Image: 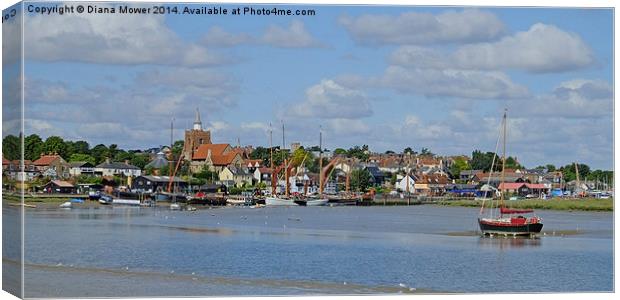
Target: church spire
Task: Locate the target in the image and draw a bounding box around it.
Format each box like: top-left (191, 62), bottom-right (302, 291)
top-left (193, 107), bottom-right (202, 130)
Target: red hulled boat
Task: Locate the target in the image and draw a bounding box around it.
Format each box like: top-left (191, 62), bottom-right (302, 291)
top-left (477, 109), bottom-right (543, 237)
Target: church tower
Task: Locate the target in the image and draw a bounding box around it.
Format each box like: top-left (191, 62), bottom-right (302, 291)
top-left (184, 107), bottom-right (212, 160)
top-left (193, 108), bottom-right (202, 130)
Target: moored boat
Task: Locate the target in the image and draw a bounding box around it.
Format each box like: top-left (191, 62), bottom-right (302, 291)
top-left (304, 198), bottom-right (329, 206)
top-left (112, 198), bottom-right (141, 206)
top-left (99, 195), bottom-right (113, 205)
top-left (265, 196), bottom-right (298, 206)
top-left (478, 109), bottom-right (543, 237)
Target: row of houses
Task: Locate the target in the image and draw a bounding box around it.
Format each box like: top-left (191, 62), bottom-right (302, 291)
top-left (2, 154), bottom-right (142, 181)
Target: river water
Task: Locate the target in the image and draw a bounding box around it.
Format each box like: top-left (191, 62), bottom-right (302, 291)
top-left (8, 205), bottom-right (613, 297)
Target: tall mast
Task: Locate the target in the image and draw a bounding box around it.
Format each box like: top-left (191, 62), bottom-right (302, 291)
top-left (169, 117), bottom-right (174, 178)
top-left (319, 126), bottom-right (323, 197)
top-left (500, 109), bottom-right (507, 210)
top-left (270, 123), bottom-right (275, 195)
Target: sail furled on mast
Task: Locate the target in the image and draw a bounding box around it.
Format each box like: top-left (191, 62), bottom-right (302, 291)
top-left (500, 207), bottom-right (534, 214)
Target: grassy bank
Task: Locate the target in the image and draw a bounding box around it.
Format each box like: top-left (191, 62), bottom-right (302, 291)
top-left (436, 198), bottom-right (613, 212)
top-left (3, 193), bottom-right (84, 204)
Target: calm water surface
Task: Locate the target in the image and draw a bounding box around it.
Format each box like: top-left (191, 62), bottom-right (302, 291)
top-left (12, 205), bottom-right (613, 297)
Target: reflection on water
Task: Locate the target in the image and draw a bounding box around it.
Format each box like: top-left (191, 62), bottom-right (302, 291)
top-left (478, 236), bottom-right (542, 248)
top-left (22, 205), bottom-right (613, 297)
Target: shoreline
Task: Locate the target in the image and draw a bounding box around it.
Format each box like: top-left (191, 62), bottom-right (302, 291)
top-left (3, 198), bottom-right (613, 212)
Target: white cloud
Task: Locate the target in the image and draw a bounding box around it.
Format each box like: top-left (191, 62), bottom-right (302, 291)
top-left (289, 79), bottom-right (373, 119)
top-left (390, 23), bottom-right (594, 73)
top-left (339, 9), bottom-right (505, 45)
top-left (515, 79), bottom-right (612, 119)
top-left (379, 66), bottom-right (529, 99)
top-left (453, 23), bottom-right (594, 73)
top-left (327, 119), bottom-right (370, 135)
top-left (261, 20), bottom-right (323, 48)
top-left (23, 6), bottom-right (221, 66)
top-left (201, 26), bottom-right (254, 48)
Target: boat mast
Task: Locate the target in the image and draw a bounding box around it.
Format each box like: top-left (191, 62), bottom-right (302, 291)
top-left (500, 109), bottom-right (507, 211)
top-left (282, 122), bottom-right (289, 197)
top-left (319, 125), bottom-right (323, 197)
top-left (270, 123), bottom-right (275, 195)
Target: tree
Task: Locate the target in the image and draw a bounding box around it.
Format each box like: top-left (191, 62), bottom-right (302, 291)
top-left (91, 144), bottom-right (109, 164)
top-left (131, 154), bottom-right (151, 169)
top-left (470, 150), bottom-right (495, 171)
top-left (333, 148), bottom-right (347, 155)
top-left (2, 135), bottom-right (20, 160)
top-left (69, 153), bottom-right (96, 165)
top-left (71, 140), bottom-right (90, 155)
top-left (546, 164), bottom-right (557, 172)
top-left (347, 146), bottom-right (369, 161)
top-left (350, 168), bottom-right (372, 192)
top-left (560, 163), bottom-right (591, 182)
top-left (291, 147), bottom-right (315, 169)
top-left (420, 147), bottom-right (434, 156)
top-left (24, 134), bottom-right (43, 161)
top-left (385, 150), bottom-right (395, 154)
top-left (450, 157), bottom-right (469, 179)
top-left (172, 140), bottom-right (184, 157)
top-left (42, 136), bottom-right (67, 158)
top-left (403, 147), bottom-right (413, 155)
top-left (250, 146), bottom-right (271, 166)
top-left (194, 165), bottom-right (218, 182)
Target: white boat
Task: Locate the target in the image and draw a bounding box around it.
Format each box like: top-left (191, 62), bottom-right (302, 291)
top-left (305, 198), bottom-right (329, 206)
top-left (59, 202), bottom-right (72, 208)
top-left (170, 203), bottom-right (181, 210)
top-left (226, 198), bottom-right (247, 205)
top-left (265, 196), bottom-right (298, 206)
top-left (112, 199), bottom-right (141, 206)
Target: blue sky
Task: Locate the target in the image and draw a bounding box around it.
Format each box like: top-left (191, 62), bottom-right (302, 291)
top-left (4, 2), bottom-right (614, 169)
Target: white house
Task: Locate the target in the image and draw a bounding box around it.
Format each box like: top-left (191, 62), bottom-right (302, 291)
top-left (95, 159), bottom-right (142, 177)
top-left (395, 174), bottom-right (415, 193)
top-left (69, 162), bottom-right (96, 176)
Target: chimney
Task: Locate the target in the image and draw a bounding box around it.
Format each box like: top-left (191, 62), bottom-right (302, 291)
top-left (105, 158), bottom-right (111, 164)
top-left (125, 159), bottom-right (130, 165)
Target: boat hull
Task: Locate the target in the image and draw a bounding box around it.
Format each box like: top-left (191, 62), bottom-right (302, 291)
top-left (305, 199), bottom-right (329, 206)
top-left (265, 197), bottom-right (298, 206)
top-left (478, 219), bottom-right (543, 236)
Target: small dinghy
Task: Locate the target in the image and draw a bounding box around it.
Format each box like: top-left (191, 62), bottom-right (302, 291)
top-left (59, 202), bottom-right (72, 208)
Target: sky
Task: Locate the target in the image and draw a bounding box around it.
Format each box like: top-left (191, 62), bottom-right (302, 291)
top-left (2, 2), bottom-right (614, 170)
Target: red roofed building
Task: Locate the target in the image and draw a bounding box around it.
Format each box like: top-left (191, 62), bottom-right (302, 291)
top-left (498, 182), bottom-right (549, 197)
top-left (33, 154), bottom-right (69, 178)
top-left (189, 143), bottom-right (243, 173)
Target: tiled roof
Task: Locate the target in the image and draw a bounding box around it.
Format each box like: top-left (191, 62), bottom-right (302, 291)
top-left (48, 180), bottom-right (74, 188)
top-left (33, 155), bottom-right (63, 166)
top-left (193, 144), bottom-right (230, 160)
top-left (244, 159), bottom-right (263, 167)
top-left (96, 162), bottom-right (140, 170)
top-left (211, 152), bottom-right (240, 166)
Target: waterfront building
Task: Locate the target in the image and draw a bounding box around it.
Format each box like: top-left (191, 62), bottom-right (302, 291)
top-left (95, 159), bottom-right (142, 177)
top-left (219, 166), bottom-right (253, 188)
top-left (42, 180), bottom-right (76, 194)
top-left (254, 167), bottom-right (272, 183)
top-left (68, 161), bottom-right (96, 177)
top-left (190, 143), bottom-right (243, 173)
top-left (33, 154), bottom-right (70, 179)
top-left (183, 108), bottom-right (212, 160)
top-left (395, 174), bottom-right (416, 192)
top-left (145, 152), bottom-right (170, 175)
top-left (131, 175), bottom-right (188, 193)
top-left (2, 158), bottom-right (38, 181)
